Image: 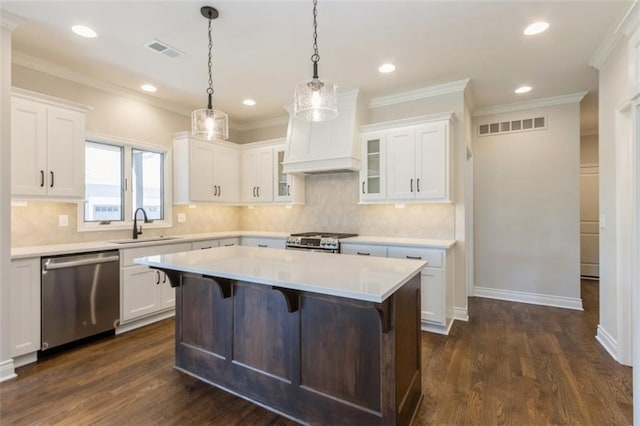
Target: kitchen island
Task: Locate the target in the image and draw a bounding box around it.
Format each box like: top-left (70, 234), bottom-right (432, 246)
top-left (135, 246), bottom-right (425, 425)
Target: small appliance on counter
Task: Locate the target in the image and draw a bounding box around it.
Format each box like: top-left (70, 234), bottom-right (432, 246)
top-left (285, 232), bottom-right (357, 253)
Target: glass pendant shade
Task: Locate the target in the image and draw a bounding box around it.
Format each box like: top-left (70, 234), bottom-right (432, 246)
top-left (191, 108), bottom-right (229, 140)
top-left (294, 78), bottom-right (338, 122)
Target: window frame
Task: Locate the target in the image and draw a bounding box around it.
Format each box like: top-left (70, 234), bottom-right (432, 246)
top-left (78, 133), bottom-right (172, 232)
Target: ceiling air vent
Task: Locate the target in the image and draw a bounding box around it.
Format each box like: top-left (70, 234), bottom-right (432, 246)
top-left (478, 115), bottom-right (546, 137)
top-left (144, 39), bottom-right (184, 59)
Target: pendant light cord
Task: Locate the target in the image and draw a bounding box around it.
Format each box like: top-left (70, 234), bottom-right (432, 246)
top-left (207, 13), bottom-right (214, 109)
top-left (311, 0), bottom-right (319, 79)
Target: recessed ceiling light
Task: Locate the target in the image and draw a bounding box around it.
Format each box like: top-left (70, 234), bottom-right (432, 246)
top-left (524, 21), bottom-right (549, 36)
top-left (71, 25), bottom-right (97, 38)
top-left (140, 84), bottom-right (157, 93)
top-left (243, 99), bottom-right (256, 106)
top-left (378, 63), bottom-right (396, 73)
top-left (515, 85), bottom-right (532, 94)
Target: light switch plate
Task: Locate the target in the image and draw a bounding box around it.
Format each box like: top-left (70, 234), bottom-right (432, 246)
top-left (177, 213), bottom-right (186, 223)
top-left (59, 215), bottom-right (69, 227)
top-left (599, 214), bottom-right (606, 229)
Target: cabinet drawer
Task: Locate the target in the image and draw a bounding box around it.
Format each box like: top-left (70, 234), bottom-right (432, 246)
top-left (192, 240), bottom-right (219, 250)
top-left (387, 246), bottom-right (443, 268)
top-left (241, 237), bottom-right (286, 249)
top-left (340, 244), bottom-right (387, 257)
top-left (122, 242), bottom-right (191, 267)
top-left (218, 237), bottom-right (240, 247)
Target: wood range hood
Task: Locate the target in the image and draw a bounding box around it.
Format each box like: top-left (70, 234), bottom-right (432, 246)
top-left (282, 89), bottom-right (366, 175)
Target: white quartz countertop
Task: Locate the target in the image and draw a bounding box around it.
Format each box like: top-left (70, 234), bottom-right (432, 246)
top-left (10, 231), bottom-right (288, 259)
top-left (135, 246), bottom-right (426, 303)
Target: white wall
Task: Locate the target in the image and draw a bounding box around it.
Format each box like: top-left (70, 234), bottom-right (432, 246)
top-left (597, 38), bottom-right (628, 356)
top-left (474, 102), bottom-right (582, 308)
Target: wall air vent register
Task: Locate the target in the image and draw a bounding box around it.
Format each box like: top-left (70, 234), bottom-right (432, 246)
top-left (478, 115), bottom-right (546, 137)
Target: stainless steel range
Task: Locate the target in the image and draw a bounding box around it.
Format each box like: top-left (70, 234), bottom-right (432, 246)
top-left (286, 232), bottom-right (357, 253)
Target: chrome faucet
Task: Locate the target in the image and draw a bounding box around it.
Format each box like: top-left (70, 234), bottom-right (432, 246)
top-left (132, 207), bottom-right (152, 239)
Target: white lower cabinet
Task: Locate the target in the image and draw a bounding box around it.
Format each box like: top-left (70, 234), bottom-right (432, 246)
top-left (342, 242), bottom-right (453, 334)
top-left (192, 237), bottom-right (240, 250)
top-left (240, 236), bottom-right (286, 249)
top-left (120, 242), bottom-right (191, 325)
top-left (10, 258), bottom-right (41, 358)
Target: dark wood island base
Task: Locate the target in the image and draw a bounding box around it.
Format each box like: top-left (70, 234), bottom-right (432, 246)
top-left (159, 270), bottom-right (422, 425)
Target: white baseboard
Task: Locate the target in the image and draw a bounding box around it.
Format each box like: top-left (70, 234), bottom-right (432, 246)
top-left (421, 319), bottom-right (454, 335)
top-left (0, 359), bottom-right (17, 382)
top-left (453, 307), bottom-right (469, 322)
top-left (473, 286), bottom-right (583, 311)
top-left (13, 352), bottom-right (37, 368)
top-left (596, 325), bottom-right (619, 362)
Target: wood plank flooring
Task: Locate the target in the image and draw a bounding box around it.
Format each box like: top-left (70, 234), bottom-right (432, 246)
top-left (0, 280), bottom-right (632, 425)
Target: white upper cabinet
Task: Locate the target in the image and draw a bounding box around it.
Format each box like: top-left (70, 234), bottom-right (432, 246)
top-left (173, 133), bottom-right (240, 204)
top-left (360, 113), bottom-right (453, 204)
top-left (11, 90), bottom-right (87, 199)
top-left (359, 132), bottom-right (386, 201)
top-left (241, 146), bottom-right (274, 202)
top-left (274, 148), bottom-right (305, 204)
top-left (283, 90), bottom-right (364, 174)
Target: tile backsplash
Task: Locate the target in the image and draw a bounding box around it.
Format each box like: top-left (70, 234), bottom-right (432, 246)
top-left (11, 173), bottom-right (454, 248)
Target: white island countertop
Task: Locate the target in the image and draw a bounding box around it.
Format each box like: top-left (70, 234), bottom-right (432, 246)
top-left (135, 246), bottom-right (426, 303)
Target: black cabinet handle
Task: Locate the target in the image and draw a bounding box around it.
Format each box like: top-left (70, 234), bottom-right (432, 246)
top-left (287, 185), bottom-right (291, 196)
top-left (417, 178), bottom-right (420, 192)
top-left (201, 246), bottom-right (212, 250)
top-left (155, 270), bottom-right (160, 285)
top-left (253, 187), bottom-right (256, 197)
top-left (257, 186), bottom-right (260, 197)
top-left (224, 243), bottom-right (234, 246)
top-left (50, 171), bottom-right (54, 188)
top-left (406, 255), bottom-right (422, 260)
top-left (162, 273), bottom-right (167, 284)
top-left (357, 252), bottom-right (371, 256)
top-left (40, 170), bottom-right (44, 187)
top-left (213, 186), bottom-right (218, 196)
top-left (217, 185), bottom-right (221, 196)
top-left (258, 244), bottom-right (267, 248)
top-left (362, 181), bottom-right (365, 194)
top-left (410, 178), bottom-right (413, 192)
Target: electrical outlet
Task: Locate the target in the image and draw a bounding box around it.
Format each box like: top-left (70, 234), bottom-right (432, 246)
top-left (59, 215), bottom-right (69, 227)
top-left (177, 213), bottom-right (186, 223)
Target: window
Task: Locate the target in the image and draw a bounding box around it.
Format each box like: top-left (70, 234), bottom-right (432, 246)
top-left (79, 135), bottom-right (171, 231)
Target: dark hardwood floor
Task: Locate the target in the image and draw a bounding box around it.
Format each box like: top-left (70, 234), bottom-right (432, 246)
top-left (0, 280), bottom-right (632, 425)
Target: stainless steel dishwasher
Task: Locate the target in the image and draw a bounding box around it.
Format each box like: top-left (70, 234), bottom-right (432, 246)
top-left (41, 250), bottom-right (120, 351)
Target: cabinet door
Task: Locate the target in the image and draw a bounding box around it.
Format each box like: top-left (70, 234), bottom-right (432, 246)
top-left (241, 149), bottom-right (258, 202)
top-left (241, 237), bottom-right (286, 249)
top-left (121, 266), bottom-right (162, 322)
top-left (11, 98), bottom-right (48, 197)
top-left (159, 272), bottom-right (175, 309)
top-left (415, 122), bottom-right (448, 201)
top-left (421, 268), bottom-right (445, 325)
top-left (255, 147), bottom-right (274, 201)
top-left (386, 129), bottom-right (416, 200)
top-left (46, 106), bottom-right (85, 198)
top-left (10, 258), bottom-right (41, 357)
top-left (340, 244), bottom-right (387, 257)
top-left (274, 149), bottom-right (290, 201)
top-left (213, 144), bottom-right (239, 202)
top-left (360, 133), bottom-right (386, 201)
top-left (189, 140), bottom-right (216, 202)
top-left (218, 237), bottom-right (240, 247)
top-left (192, 239), bottom-right (220, 250)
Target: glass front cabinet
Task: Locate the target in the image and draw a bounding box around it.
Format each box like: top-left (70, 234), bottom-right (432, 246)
top-left (273, 148), bottom-right (305, 204)
top-left (359, 132), bottom-right (386, 201)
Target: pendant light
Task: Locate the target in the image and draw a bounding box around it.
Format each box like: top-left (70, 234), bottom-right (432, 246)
top-left (192, 6), bottom-right (229, 140)
top-left (294, 0), bottom-right (338, 122)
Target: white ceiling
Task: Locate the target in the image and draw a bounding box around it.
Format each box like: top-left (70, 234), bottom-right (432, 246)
top-left (1, 1), bottom-right (631, 130)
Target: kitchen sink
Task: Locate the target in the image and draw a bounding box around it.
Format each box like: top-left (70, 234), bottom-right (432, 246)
top-left (110, 237), bottom-right (181, 244)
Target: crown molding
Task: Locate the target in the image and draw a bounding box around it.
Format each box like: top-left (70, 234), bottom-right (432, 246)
top-left (369, 78), bottom-right (470, 109)
top-left (589, 1), bottom-right (637, 70)
top-left (1, 11), bottom-right (24, 30)
top-left (233, 116), bottom-right (289, 132)
top-left (472, 92), bottom-right (587, 117)
top-left (12, 52), bottom-right (192, 117)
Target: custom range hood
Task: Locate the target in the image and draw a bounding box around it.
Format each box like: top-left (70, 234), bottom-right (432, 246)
top-left (282, 89), bottom-right (366, 174)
